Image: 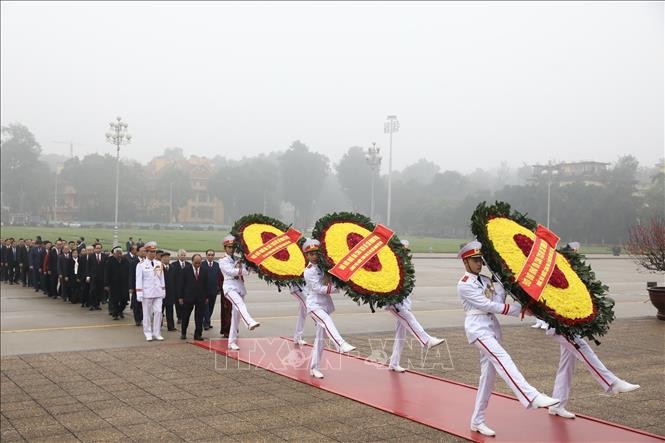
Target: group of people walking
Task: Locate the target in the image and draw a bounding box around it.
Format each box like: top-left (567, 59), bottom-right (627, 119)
top-left (1, 234), bottom-right (641, 437)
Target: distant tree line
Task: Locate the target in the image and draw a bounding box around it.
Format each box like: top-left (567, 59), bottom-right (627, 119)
top-left (2, 123), bottom-right (663, 245)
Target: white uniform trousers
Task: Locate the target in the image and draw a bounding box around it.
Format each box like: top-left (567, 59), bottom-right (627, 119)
top-left (386, 305), bottom-right (433, 367)
top-left (472, 336), bottom-right (540, 426)
top-left (225, 290), bottom-right (255, 345)
top-left (309, 308), bottom-right (345, 370)
top-left (291, 290), bottom-right (308, 342)
top-left (142, 298), bottom-right (163, 339)
top-left (551, 334), bottom-right (618, 408)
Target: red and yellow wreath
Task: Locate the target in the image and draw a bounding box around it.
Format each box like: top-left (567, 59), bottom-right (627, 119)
top-left (312, 212), bottom-right (414, 310)
top-left (471, 202), bottom-right (615, 342)
top-left (231, 214), bottom-right (306, 289)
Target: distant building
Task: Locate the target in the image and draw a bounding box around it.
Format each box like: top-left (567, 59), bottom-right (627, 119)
top-left (148, 155), bottom-right (224, 225)
top-left (531, 161), bottom-right (610, 186)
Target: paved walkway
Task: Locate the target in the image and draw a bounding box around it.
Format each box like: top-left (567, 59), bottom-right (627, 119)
top-left (2, 317), bottom-right (663, 442)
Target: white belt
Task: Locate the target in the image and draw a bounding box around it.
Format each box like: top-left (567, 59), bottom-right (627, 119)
top-left (466, 309), bottom-right (490, 316)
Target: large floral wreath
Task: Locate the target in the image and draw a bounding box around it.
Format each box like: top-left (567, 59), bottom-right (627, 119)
top-left (230, 214), bottom-right (306, 289)
top-left (312, 212), bottom-right (414, 310)
top-left (471, 201), bottom-right (615, 343)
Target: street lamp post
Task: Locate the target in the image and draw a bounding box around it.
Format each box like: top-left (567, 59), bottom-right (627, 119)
top-left (384, 115), bottom-right (399, 226)
top-left (365, 142), bottom-right (382, 220)
top-left (540, 164), bottom-right (559, 229)
top-left (105, 116), bottom-right (131, 248)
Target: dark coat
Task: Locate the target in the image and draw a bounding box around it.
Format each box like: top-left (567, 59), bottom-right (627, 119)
top-left (87, 252), bottom-right (108, 290)
top-left (179, 265), bottom-right (209, 304)
top-left (104, 257), bottom-right (129, 301)
top-left (200, 260), bottom-right (222, 297)
top-left (17, 245), bottom-right (29, 266)
top-left (57, 254), bottom-right (72, 278)
top-left (163, 262), bottom-right (177, 304)
top-left (128, 255), bottom-right (140, 291)
top-left (171, 260), bottom-right (192, 298)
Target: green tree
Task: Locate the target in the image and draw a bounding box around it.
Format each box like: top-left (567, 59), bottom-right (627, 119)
top-left (60, 154), bottom-right (145, 222)
top-left (0, 123), bottom-right (51, 213)
top-left (401, 158), bottom-right (440, 185)
top-left (279, 141), bottom-right (329, 227)
top-left (208, 155), bottom-right (281, 224)
top-left (335, 146), bottom-right (373, 212)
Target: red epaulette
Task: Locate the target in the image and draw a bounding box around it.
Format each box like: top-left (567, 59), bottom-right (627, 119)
top-left (461, 275), bottom-right (469, 282)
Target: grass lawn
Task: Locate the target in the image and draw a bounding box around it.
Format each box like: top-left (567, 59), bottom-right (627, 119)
top-left (0, 226), bottom-right (622, 255)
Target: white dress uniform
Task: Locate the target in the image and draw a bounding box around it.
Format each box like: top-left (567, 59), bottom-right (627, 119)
top-left (135, 255), bottom-right (165, 340)
top-left (219, 252), bottom-right (257, 348)
top-left (302, 239), bottom-right (354, 375)
top-left (288, 282), bottom-right (308, 345)
top-left (384, 240), bottom-right (443, 371)
top-left (385, 295), bottom-right (435, 369)
top-left (457, 241), bottom-right (557, 435)
top-left (544, 239), bottom-right (638, 418)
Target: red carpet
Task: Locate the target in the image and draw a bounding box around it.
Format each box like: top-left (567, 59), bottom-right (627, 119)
top-left (193, 337), bottom-right (663, 442)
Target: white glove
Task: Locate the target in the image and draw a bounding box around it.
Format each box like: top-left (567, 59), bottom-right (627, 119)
top-left (137, 294), bottom-right (143, 302)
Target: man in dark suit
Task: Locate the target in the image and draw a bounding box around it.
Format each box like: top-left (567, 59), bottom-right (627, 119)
top-left (171, 249), bottom-right (191, 326)
top-left (6, 238), bottom-right (18, 284)
top-left (104, 247), bottom-right (129, 320)
top-left (47, 240), bottom-right (61, 297)
top-left (128, 246), bottom-right (145, 325)
top-left (57, 245), bottom-right (73, 302)
top-left (86, 242), bottom-right (107, 310)
top-left (179, 253), bottom-right (209, 340)
top-left (200, 249), bottom-right (222, 330)
top-left (29, 240), bottom-right (44, 292)
top-left (17, 239), bottom-right (29, 287)
top-left (161, 252), bottom-right (178, 331)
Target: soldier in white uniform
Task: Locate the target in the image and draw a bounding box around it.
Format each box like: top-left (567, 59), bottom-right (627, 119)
top-left (135, 241), bottom-right (165, 342)
top-left (457, 241), bottom-right (559, 437)
top-left (289, 282), bottom-right (308, 346)
top-left (302, 239), bottom-right (356, 379)
top-left (547, 329), bottom-right (640, 419)
top-left (545, 242), bottom-right (639, 419)
top-left (384, 240), bottom-right (445, 373)
top-left (219, 235), bottom-right (259, 351)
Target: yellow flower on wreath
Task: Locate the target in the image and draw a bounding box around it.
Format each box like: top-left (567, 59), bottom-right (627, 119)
top-left (324, 222), bottom-right (400, 294)
top-left (242, 223), bottom-right (305, 278)
top-left (486, 217), bottom-right (594, 321)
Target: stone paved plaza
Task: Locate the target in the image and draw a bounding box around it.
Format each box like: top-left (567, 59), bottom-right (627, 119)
top-left (1, 256), bottom-right (664, 441)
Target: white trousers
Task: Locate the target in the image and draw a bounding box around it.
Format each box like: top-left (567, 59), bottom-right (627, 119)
top-left (225, 290), bottom-right (255, 345)
top-left (551, 334), bottom-right (618, 408)
top-left (142, 297), bottom-right (163, 339)
top-left (291, 290), bottom-right (308, 342)
top-left (309, 308), bottom-right (345, 370)
top-left (386, 305), bottom-right (432, 367)
top-left (472, 336), bottom-right (540, 426)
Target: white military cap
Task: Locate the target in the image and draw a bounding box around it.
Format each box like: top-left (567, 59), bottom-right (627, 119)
top-left (400, 239), bottom-right (410, 248)
top-left (223, 235), bottom-right (236, 246)
top-left (302, 238), bottom-right (320, 253)
top-left (144, 241), bottom-right (157, 251)
top-left (458, 240), bottom-right (482, 260)
top-left (567, 241), bottom-right (580, 252)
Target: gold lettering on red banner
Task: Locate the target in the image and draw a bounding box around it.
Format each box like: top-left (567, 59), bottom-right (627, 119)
top-left (246, 227), bottom-right (302, 266)
top-left (329, 224), bottom-right (394, 282)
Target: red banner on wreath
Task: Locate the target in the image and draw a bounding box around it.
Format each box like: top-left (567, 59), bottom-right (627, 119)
top-left (328, 224), bottom-right (394, 282)
top-left (245, 227), bottom-right (302, 266)
top-left (516, 225), bottom-right (560, 301)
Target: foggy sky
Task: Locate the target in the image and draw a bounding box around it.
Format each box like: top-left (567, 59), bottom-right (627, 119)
top-left (1, 1), bottom-right (663, 173)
